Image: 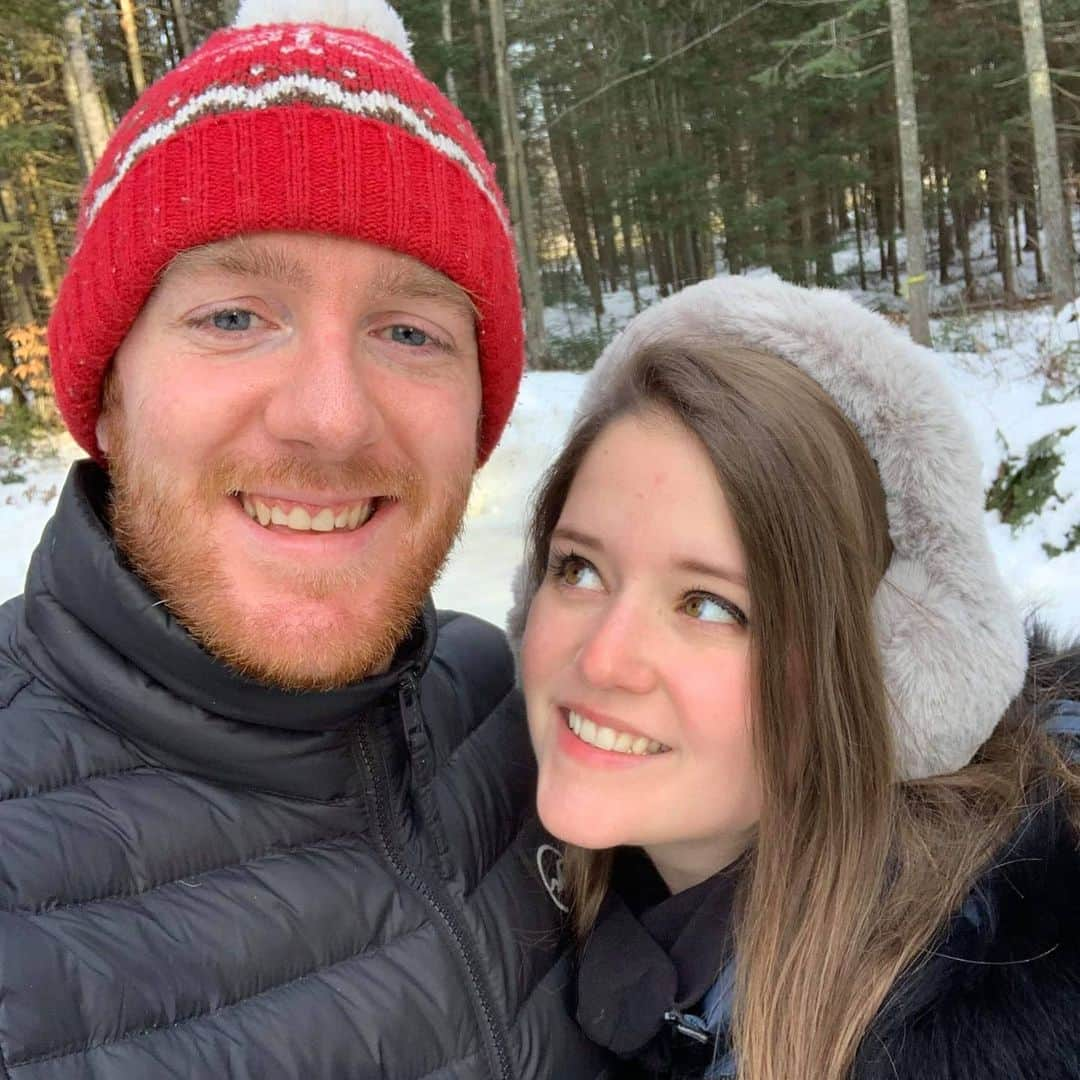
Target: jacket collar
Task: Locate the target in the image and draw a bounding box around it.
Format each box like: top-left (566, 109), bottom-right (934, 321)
top-left (19, 461), bottom-right (437, 800)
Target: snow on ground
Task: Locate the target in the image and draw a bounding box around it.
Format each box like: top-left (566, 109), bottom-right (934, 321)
top-left (0, 432), bottom-right (81, 603)
top-left (3, 293), bottom-right (1079, 642)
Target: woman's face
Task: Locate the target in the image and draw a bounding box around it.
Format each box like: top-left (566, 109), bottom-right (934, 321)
top-left (522, 410), bottom-right (761, 892)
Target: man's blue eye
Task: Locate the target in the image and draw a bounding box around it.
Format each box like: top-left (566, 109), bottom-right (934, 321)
top-left (211, 309), bottom-right (253, 331)
top-left (390, 325), bottom-right (430, 347)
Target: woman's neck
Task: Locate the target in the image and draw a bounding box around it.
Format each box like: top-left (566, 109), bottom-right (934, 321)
top-left (645, 830), bottom-right (754, 894)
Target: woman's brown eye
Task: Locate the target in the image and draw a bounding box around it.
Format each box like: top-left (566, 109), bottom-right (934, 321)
top-left (682, 592), bottom-right (745, 626)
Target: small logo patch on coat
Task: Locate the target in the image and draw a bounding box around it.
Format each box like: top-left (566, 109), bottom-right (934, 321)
top-left (536, 843), bottom-right (570, 912)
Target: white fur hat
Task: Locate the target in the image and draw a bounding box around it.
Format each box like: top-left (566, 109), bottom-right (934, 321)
top-left (509, 276), bottom-right (1028, 780)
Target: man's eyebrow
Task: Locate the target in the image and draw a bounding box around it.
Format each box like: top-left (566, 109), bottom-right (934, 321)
top-left (365, 261), bottom-right (480, 323)
top-left (166, 241), bottom-right (315, 290)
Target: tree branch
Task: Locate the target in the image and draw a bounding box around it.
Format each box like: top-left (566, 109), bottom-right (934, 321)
top-left (548, 0), bottom-right (770, 128)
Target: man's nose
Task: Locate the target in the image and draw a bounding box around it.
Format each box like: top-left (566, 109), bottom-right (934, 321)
top-left (262, 326), bottom-right (385, 458)
top-left (577, 598), bottom-right (658, 696)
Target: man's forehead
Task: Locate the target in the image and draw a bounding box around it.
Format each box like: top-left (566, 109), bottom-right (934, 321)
top-left (160, 234), bottom-right (479, 320)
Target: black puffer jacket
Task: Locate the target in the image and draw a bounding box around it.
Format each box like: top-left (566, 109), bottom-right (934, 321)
top-left (0, 462), bottom-right (611, 1080)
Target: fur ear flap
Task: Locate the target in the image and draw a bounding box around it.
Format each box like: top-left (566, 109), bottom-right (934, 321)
top-left (233, 0), bottom-right (412, 58)
top-left (875, 558), bottom-right (1027, 778)
top-left (506, 561), bottom-right (531, 678)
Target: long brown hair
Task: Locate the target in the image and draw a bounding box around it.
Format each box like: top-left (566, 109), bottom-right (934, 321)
top-left (521, 337), bottom-right (1080, 1079)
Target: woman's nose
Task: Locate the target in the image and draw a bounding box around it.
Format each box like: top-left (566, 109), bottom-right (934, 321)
top-left (576, 600), bottom-right (658, 695)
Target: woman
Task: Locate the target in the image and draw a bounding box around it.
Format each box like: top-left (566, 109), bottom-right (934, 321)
top-left (509, 277), bottom-right (1080, 1080)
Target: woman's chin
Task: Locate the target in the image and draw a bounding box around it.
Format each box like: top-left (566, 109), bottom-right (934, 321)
top-left (536, 795), bottom-right (630, 851)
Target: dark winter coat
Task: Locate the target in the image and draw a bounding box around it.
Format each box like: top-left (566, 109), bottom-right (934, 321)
top-left (855, 764), bottom-right (1080, 1080)
top-left (583, 684), bottom-right (1080, 1080)
top-left (0, 462), bottom-right (612, 1080)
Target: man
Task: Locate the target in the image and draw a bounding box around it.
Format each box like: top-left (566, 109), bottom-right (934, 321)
top-left (0, 2), bottom-right (609, 1077)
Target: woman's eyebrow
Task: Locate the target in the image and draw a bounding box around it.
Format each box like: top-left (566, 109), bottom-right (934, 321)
top-left (551, 525), bottom-right (602, 549)
top-left (673, 557), bottom-right (747, 589)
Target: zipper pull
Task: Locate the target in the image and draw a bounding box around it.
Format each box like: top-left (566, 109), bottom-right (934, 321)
top-left (663, 1009), bottom-right (711, 1045)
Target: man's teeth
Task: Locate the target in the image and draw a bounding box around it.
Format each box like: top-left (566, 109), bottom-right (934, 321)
top-left (566, 709), bottom-right (664, 755)
top-left (239, 496), bottom-right (375, 533)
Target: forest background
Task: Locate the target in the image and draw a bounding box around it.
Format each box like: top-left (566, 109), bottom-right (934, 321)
top-left (0, 0), bottom-right (1079, 574)
top-left (3, 0), bottom-right (1080, 370)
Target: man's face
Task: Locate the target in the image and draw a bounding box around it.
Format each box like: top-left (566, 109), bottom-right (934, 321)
top-left (99, 232), bottom-right (482, 690)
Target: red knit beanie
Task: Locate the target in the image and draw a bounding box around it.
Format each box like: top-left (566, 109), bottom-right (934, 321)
top-left (47, 0), bottom-right (522, 465)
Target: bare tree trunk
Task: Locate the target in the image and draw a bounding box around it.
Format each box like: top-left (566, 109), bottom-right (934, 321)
top-left (1018, 0), bottom-right (1076, 309)
top-left (468, 0), bottom-right (492, 106)
top-left (63, 11), bottom-right (111, 167)
top-left (813, 183), bottom-right (834, 285)
top-left (169, 0), bottom-right (194, 57)
top-left (0, 182), bottom-right (36, 324)
top-left (888, 0), bottom-right (931, 344)
top-left (796, 105), bottom-right (814, 284)
top-left (852, 185), bottom-right (868, 291)
top-left (117, 0), bottom-right (147, 96)
top-left (933, 157), bottom-right (952, 283)
top-left (619, 191), bottom-right (641, 311)
top-left (952, 194), bottom-right (975, 298)
top-left (489, 0), bottom-right (546, 366)
top-left (542, 86), bottom-right (602, 320)
top-left (61, 58), bottom-right (95, 176)
top-left (615, 98), bottom-right (643, 307)
top-left (15, 187), bottom-right (56, 306)
top-left (995, 133), bottom-right (1019, 301)
top-left (874, 190), bottom-right (887, 280)
top-left (1, 273), bottom-right (35, 327)
top-left (17, 163), bottom-right (60, 302)
top-left (584, 156), bottom-right (618, 291)
top-left (441, 0), bottom-right (458, 105)
top-left (1019, 161), bottom-right (1046, 284)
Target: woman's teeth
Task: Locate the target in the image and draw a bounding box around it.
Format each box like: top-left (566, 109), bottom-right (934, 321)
top-left (566, 709), bottom-right (665, 755)
top-left (239, 496), bottom-right (375, 533)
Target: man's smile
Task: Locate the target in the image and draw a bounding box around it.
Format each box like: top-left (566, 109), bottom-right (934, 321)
top-left (235, 492), bottom-right (379, 532)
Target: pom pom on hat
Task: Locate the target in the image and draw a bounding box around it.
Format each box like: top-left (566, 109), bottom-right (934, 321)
top-left (233, 0), bottom-right (413, 58)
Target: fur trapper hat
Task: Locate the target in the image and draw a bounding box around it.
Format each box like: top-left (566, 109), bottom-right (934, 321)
top-left (508, 276), bottom-right (1029, 780)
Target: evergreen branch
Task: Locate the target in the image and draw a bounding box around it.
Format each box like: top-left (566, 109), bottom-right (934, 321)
top-left (548, 0), bottom-right (770, 129)
top-left (817, 57), bottom-right (893, 79)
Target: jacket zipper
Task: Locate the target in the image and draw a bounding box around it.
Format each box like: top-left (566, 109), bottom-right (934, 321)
top-left (353, 674), bottom-right (513, 1080)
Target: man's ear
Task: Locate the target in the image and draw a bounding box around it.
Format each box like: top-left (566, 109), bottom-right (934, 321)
top-left (95, 414), bottom-right (111, 455)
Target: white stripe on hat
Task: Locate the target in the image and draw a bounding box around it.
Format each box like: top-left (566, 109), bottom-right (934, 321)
top-left (83, 73), bottom-right (509, 235)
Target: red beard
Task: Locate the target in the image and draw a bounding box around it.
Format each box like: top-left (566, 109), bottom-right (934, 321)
top-left (103, 416), bottom-right (471, 691)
